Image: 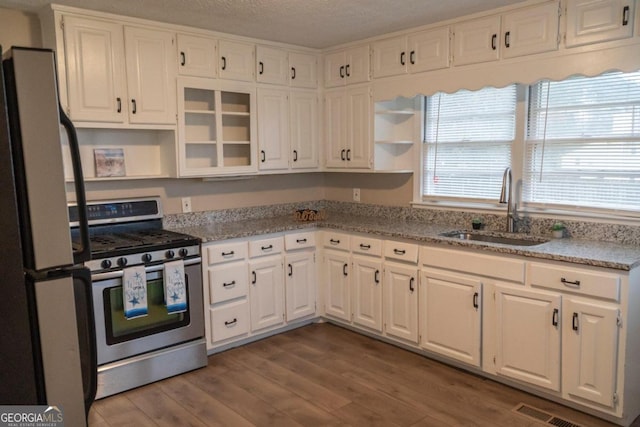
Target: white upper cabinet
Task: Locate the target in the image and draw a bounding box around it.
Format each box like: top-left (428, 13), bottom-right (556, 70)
top-left (63, 17), bottom-right (177, 125)
top-left (219, 39), bottom-right (255, 82)
top-left (289, 90), bottom-right (319, 169)
top-left (502, 2), bottom-right (560, 58)
top-left (177, 34), bottom-right (217, 78)
top-left (256, 45), bottom-right (289, 85)
top-left (289, 52), bottom-right (318, 88)
top-left (257, 88), bottom-right (290, 170)
top-left (256, 47), bottom-right (318, 88)
top-left (324, 45), bottom-right (370, 87)
top-left (453, 15), bottom-right (502, 65)
top-left (123, 27), bottom-right (177, 124)
top-left (565, 0), bottom-right (635, 47)
top-left (372, 27), bottom-right (450, 78)
top-left (453, 2), bottom-right (559, 65)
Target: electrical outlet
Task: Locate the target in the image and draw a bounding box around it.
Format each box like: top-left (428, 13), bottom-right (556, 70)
top-left (353, 188), bottom-right (361, 202)
top-left (181, 197), bottom-right (192, 213)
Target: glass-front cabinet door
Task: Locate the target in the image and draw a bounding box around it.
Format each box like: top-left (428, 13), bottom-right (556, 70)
top-left (177, 77), bottom-right (257, 177)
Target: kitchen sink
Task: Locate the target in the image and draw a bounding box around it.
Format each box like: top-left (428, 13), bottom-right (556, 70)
top-left (439, 231), bottom-right (548, 247)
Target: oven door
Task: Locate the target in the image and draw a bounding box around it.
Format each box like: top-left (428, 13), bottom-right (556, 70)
top-left (91, 257), bottom-right (204, 365)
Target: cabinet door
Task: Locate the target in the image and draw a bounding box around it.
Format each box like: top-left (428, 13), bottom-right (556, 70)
top-left (372, 36), bottom-right (407, 78)
top-left (289, 52), bottom-right (317, 88)
top-left (257, 88), bottom-right (289, 170)
top-left (565, 0), bottom-right (635, 47)
top-left (124, 27), bottom-right (176, 124)
top-left (62, 16), bottom-right (126, 123)
top-left (564, 299), bottom-right (619, 407)
top-left (347, 86), bottom-right (372, 169)
top-left (323, 250), bottom-right (351, 321)
top-left (452, 15), bottom-right (501, 66)
top-left (177, 34), bottom-right (217, 78)
top-left (494, 285), bottom-right (561, 391)
top-left (324, 50), bottom-right (346, 88)
top-left (420, 270), bottom-right (482, 367)
top-left (408, 27), bottom-right (450, 73)
top-left (285, 251), bottom-right (316, 321)
top-left (502, 2), bottom-right (559, 59)
top-left (249, 256), bottom-right (285, 332)
top-left (324, 89), bottom-right (348, 168)
top-left (256, 46), bottom-right (288, 85)
top-left (352, 256), bottom-right (383, 332)
top-left (384, 263), bottom-right (418, 343)
top-left (290, 90), bottom-right (319, 169)
top-left (219, 40), bottom-right (255, 82)
top-left (345, 45), bottom-right (371, 85)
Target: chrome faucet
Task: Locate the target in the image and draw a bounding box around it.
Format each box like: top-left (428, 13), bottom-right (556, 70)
top-left (499, 167), bottom-right (515, 233)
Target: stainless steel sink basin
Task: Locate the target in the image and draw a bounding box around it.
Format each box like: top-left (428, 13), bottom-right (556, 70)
top-left (439, 231), bottom-right (548, 247)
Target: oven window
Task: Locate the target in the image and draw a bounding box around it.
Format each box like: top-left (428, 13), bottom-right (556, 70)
top-left (104, 276), bottom-right (191, 345)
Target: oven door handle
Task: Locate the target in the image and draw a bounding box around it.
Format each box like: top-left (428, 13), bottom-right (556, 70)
top-left (91, 257), bottom-right (202, 281)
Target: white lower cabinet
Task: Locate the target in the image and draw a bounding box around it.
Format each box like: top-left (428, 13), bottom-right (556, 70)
top-left (249, 255), bottom-right (285, 332)
top-left (563, 298), bottom-right (620, 408)
top-left (352, 256), bottom-right (383, 332)
top-left (323, 248), bottom-right (351, 322)
top-left (419, 269), bottom-right (482, 367)
top-left (494, 284), bottom-right (562, 391)
top-left (285, 250), bottom-right (316, 321)
top-left (384, 261), bottom-right (419, 344)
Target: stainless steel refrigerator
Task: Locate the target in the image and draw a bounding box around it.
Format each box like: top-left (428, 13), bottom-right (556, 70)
top-left (0, 47), bottom-right (96, 426)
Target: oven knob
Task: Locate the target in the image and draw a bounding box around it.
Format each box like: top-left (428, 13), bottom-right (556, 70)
top-left (117, 257), bottom-right (128, 267)
top-left (101, 259), bottom-right (112, 269)
top-left (142, 253), bottom-right (152, 263)
top-left (165, 250), bottom-right (175, 259)
top-left (179, 248), bottom-right (189, 257)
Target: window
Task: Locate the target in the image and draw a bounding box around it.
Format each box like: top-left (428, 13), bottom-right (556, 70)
top-left (525, 71), bottom-right (640, 213)
top-left (422, 85), bottom-right (517, 202)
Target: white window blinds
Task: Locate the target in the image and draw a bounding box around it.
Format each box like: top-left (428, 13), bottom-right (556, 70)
top-left (423, 86), bottom-right (516, 201)
top-left (525, 71), bottom-right (640, 213)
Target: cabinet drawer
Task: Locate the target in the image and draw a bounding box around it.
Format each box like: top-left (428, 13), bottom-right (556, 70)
top-left (322, 231), bottom-right (350, 251)
top-left (384, 240), bottom-right (418, 263)
top-left (249, 236), bottom-right (284, 258)
top-left (420, 246), bottom-right (525, 283)
top-left (206, 241), bottom-right (248, 265)
top-left (528, 262), bottom-right (621, 302)
top-left (285, 231), bottom-right (316, 250)
top-left (208, 264), bottom-right (249, 304)
top-left (210, 299), bottom-right (249, 342)
top-left (351, 235), bottom-right (382, 256)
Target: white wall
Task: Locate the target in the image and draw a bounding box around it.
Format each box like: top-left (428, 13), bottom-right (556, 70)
top-left (0, 8), bottom-right (41, 52)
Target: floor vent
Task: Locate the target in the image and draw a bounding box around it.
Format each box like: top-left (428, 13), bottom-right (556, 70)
top-left (513, 403), bottom-right (582, 427)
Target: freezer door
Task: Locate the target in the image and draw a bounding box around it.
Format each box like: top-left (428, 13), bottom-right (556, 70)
top-left (3, 48), bottom-right (73, 270)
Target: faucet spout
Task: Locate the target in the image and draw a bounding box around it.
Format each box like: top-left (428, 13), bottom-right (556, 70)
top-left (499, 167), bottom-right (515, 232)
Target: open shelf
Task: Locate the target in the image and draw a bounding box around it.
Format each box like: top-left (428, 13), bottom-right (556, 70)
top-left (373, 96), bottom-right (419, 172)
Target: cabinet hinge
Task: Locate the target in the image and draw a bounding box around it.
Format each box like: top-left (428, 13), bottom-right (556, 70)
top-left (617, 313), bottom-right (623, 328)
top-left (613, 392), bottom-right (619, 404)
top-left (493, 356), bottom-right (496, 365)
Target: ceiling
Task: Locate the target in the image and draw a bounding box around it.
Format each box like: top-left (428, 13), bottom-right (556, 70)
top-left (0, 0), bottom-right (528, 49)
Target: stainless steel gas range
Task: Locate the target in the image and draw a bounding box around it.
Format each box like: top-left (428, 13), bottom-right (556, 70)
top-left (69, 197), bottom-right (207, 399)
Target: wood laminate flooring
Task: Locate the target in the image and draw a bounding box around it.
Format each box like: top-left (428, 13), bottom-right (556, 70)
top-left (88, 323), bottom-right (637, 426)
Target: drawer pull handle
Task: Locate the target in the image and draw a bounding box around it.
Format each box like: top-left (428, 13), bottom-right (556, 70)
top-left (116, 97), bottom-right (122, 113)
top-left (221, 251), bottom-right (235, 256)
top-left (394, 249), bottom-right (406, 255)
top-left (345, 64), bottom-right (350, 77)
top-left (552, 308), bottom-right (559, 327)
top-left (491, 34), bottom-right (497, 50)
top-left (343, 263), bottom-right (348, 277)
top-left (223, 280), bottom-right (236, 288)
top-left (261, 244), bottom-right (273, 251)
top-left (561, 277), bottom-right (581, 287)
top-left (131, 99), bottom-right (137, 114)
top-left (504, 31), bottom-right (510, 48)
top-left (293, 150), bottom-right (298, 162)
top-left (259, 61), bottom-right (264, 75)
top-left (572, 312), bottom-right (579, 331)
top-left (473, 292), bottom-right (479, 309)
top-left (288, 264), bottom-right (293, 277)
top-left (346, 149), bottom-right (351, 161)
top-left (341, 149), bottom-right (346, 161)
top-left (339, 65), bottom-right (345, 78)
top-left (400, 51), bottom-right (406, 66)
top-left (251, 271), bottom-right (257, 284)
top-left (296, 238), bottom-right (307, 243)
top-left (409, 277), bottom-right (415, 292)
top-left (180, 51), bottom-right (186, 66)
top-left (623, 5), bottom-right (630, 26)
top-left (329, 239), bottom-right (340, 245)
top-left (374, 269), bottom-right (380, 284)
top-left (221, 56), bottom-right (227, 70)
top-left (291, 67), bottom-right (296, 80)
top-left (410, 50), bottom-right (415, 65)
top-left (360, 244), bottom-right (371, 249)
top-left (225, 318), bottom-right (237, 326)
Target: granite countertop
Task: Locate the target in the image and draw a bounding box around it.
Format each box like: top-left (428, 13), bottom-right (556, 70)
top-left (172, 213), bottom-right (640, 271)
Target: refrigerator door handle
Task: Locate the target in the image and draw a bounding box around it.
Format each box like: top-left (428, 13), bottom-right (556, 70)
top-left (59, 106), bottom-right (90, 264)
